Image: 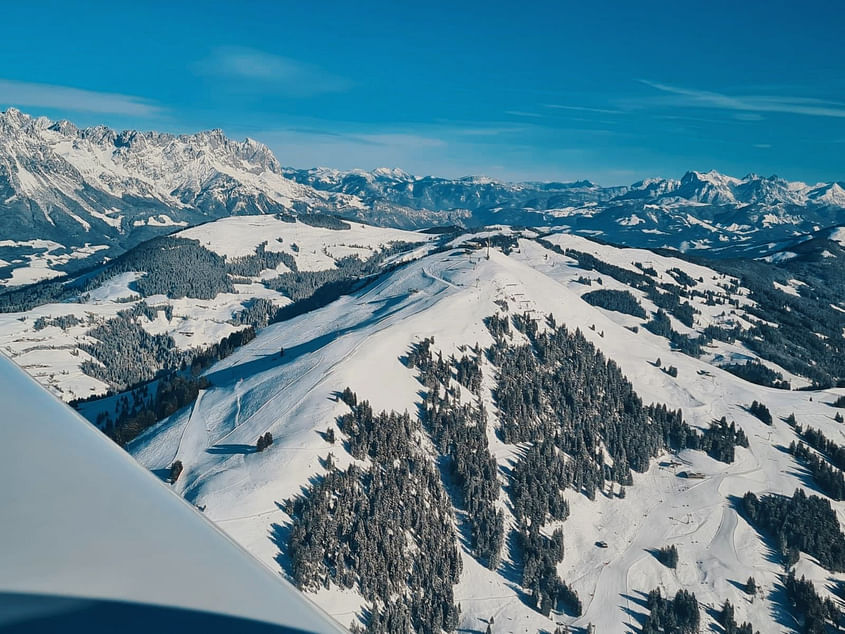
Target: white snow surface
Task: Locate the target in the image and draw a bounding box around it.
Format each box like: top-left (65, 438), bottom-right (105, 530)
top-left (0, 218), bottom-right (432, 401)
top-left (0, 241), bottom-right (109, 288)
top-left (178, 215), bottom-right (427, 269)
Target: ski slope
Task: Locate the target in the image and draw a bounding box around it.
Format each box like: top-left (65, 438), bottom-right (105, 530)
top-left (0, 217), bottom-right (433, 401)
top-left (127, 230), bottom-right (845, 632)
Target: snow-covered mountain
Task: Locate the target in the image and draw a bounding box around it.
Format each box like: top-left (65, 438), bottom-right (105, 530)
top-left (0, 107), bottom-right (332, 239)
top-left (1, 106), bottom-right (843, 289)
top-left (285, 166), bottom-right (845, 244)
top-left (113, 223), bottom-right (842, 632)
top-left (3, 213), bottom-right (845, 631)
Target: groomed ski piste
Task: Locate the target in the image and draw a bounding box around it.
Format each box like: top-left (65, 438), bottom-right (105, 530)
top-left (126, 226), bottom-right (845, 632)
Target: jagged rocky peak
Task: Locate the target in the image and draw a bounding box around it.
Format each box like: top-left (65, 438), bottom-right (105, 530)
top-left (0, 107), bottom-right (43, 136)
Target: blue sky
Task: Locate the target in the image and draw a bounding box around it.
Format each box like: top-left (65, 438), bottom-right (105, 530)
top-left (1, 0), bottom-right (843, 184)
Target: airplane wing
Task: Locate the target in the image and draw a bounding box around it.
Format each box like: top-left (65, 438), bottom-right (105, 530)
top-left (0, 354), bottom-right (345, 633)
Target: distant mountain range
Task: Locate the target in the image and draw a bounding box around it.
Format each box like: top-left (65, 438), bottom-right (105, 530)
top-left (284, 166), bottom-right (845, 256)
top-left (1, 107), bottom-right (843, 287)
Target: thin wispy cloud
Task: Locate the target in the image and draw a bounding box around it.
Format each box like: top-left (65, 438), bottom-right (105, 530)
top-left (283, 127), bottom-right (444, 148)
top-left (505, 110), bottom-right (543, 118)
top-left (195, 47), bottom-right (352, 97)
top-left (453, 126), bottom-right (528, 137)
top-left (640, 80), bottom-right (845, 118)
top-left (543, 104), bottom-right (622, 115)
top-left (237, 118), bottom-right (561, 178)
top-left (0, 79), bottom-right (160, 116)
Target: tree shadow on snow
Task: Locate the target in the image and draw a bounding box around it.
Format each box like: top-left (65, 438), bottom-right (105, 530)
top-left (704, 604), bottom-right (726, 632)
top-left (205, 443), bottom-right (255, 455)
top-left (767, 578), bottom-right (802, 632)
top-left (269, 521), bottom-right (294, 579)
top-left (620, 590), bottom-right (650, 632)
top-left (726, 495), bottom-right (785, 567)
top-left (644, 547), bottom-right (664, 564)
top-left (434, 455), bottom-right (473, 554)
top-left (150, 467), bottom-right (171, 481)
top-left (727, 578), bottom-right (750, 593)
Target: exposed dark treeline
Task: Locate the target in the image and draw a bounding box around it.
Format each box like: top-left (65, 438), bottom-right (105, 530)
top-left (783, 570), bottom-right (841, 634)
top-left (81, 308), bottom-right (184, 389)
top-left (648, 285), bottom-right (697, 328)
top-left (707, 257), bottom-right (845, 387)
top-left (81, 303), bottom-right (255, 391)
top-left (668, 267), bottom-right (698, 288)
top-left (4, 236), bottom-right (237, 307)
top-left (408, 339), bottom-right (504, 570)
top-left (88, 327), bottom-right (254, 444)
top-left (288, 396), bottom-right (462, 633)
top-left (489, 312), bottom-right (730, 485)
top-left (266, 243), bottom-right (418, 303)
top-left (581, 288), bottom-right (646, 318)
top-left (793, 423), bottom-right (845, 472)
top-left (297, 213), bottom-right (352, 230)
top-left (789, 442), bottom-right (845, 501)
top-left (741, 489), bottom-right (845, 571)
top-left (656, 544), bottom-right (678, 568)
top-left (106, 374), bottom-right (210, 446)
top-left (546, 237), bottom-right (845, 386)
top-left (700, 417), bottom-right (750, 463)
top-left (33, 314), bottom-right (83, 330)
top-left (225, 241), bottom-right (298, 277)
top-left (549, 245), bottom-right (651, 289)
top-left (480, 312), bottom-right (748, 618)
top-left (127, 237), bottom-right (234, 299)
top-left (749, 400), bottom-right (773, 425)
top-left (641, 589), bottom-right (700, 634)
top-left (510, 439), bottom-right (571, 522)
top-left (653, 410), bottom-right (748, 464)
top-left (722, 359), bottom-right (790, 389)
top-left (229, 297), bottom-right (277, 328)
top-left (425, 388), bottom-right (504, 569)
top-left (184, 327), bottom-right (257, 376)
top-left (557, 245), bottom-right (700, 328)
top-left (517, 524), bottom-right (581, 617)
top-left (644, 309), bottom-right (705, 356)
top-left (81, 243), bottom-right (418, 392)
top-left (454, 348), bottom-right (483, 394)
top-left (718, 599), bottom-right (758, 634)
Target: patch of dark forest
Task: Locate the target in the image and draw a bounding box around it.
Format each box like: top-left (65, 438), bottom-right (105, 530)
top-left (282, 312), bottom-right (752, 632)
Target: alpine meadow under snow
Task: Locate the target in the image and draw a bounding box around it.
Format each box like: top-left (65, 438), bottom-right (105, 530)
top-left (3, 107), bottom-right (845, 633)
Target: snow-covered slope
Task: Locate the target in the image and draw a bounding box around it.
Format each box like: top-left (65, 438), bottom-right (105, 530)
top-left (0, 352), bottom-right (342, 633)
top-left (0, 217), bottom-right (431, 401)
top-left (120, 227), bottom-right (845, 632)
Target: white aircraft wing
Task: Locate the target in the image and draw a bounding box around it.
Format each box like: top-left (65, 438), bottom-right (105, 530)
top-left (0, 354), bottom-right (345, 633)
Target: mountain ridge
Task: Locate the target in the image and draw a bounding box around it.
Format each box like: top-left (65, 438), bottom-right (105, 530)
top-left (1, 107), bottom-right (844, 289)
